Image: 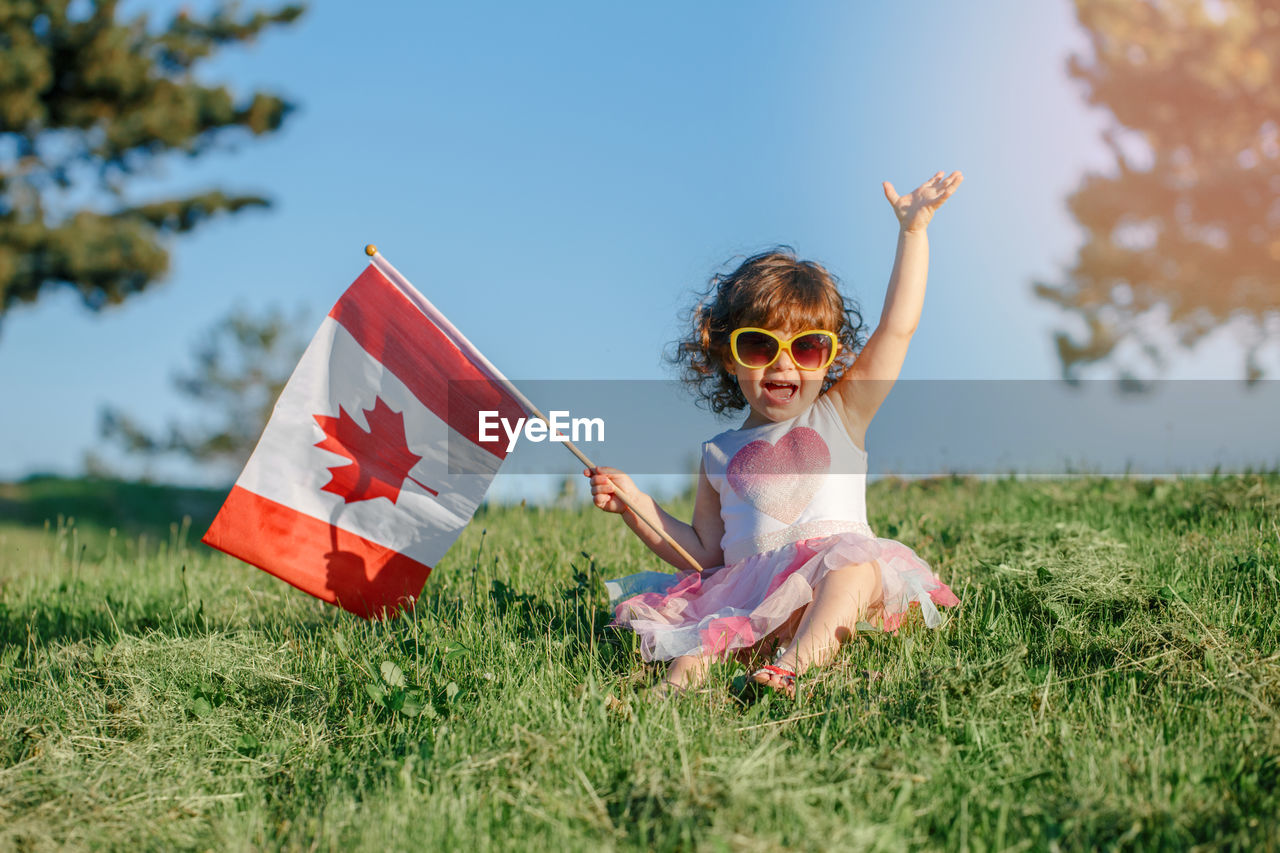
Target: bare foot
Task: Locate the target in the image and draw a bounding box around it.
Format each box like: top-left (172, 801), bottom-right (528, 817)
top-left (650, 654), bottom-right (711, 699)
top-left (647, 679), bottom-right (688, 700)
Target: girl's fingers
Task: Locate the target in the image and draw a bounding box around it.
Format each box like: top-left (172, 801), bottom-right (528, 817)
top-left (882, 181), bottom-right (899, 205)
top-left (925, 171), bottom-right (957, 192)
top-left (937, 176), bottom-right (963, 201)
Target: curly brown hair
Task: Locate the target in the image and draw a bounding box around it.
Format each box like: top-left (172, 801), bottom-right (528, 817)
top-left (669, 247), bottom-right (867, 414)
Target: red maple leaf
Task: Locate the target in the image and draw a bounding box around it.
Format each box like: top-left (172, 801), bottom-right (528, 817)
top-left (314, 397), bottom-right (436, 504)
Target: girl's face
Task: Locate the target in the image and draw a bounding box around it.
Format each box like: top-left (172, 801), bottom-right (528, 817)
top-left (726, 325), bottom-right (829, 427)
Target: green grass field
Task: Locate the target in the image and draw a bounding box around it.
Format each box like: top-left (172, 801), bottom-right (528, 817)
top-left (1, 473), bottom-right (1278, 850)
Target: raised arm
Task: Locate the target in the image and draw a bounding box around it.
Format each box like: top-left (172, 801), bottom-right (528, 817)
top-left (829, 170), bottom-right (962, 442)
top-left (585, 462), bottom-right (725, 572)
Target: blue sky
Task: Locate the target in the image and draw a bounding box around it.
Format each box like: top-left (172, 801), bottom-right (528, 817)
top-left (0, 1), bottom-right (1257, 488)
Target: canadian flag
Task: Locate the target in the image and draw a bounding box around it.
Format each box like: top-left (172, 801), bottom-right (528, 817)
top-left (202, 256), bottom-right (525, 618)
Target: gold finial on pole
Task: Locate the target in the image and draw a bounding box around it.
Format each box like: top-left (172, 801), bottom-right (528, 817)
top-left (364, 244), bottom-right (378, 257)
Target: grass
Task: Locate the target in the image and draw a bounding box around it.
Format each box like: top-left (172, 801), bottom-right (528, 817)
top-left (1, 473), bottom-right (1278, 850)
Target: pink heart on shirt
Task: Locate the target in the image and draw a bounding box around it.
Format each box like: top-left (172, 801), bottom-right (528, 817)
top-left (726, 427), bottom-right (830, 524)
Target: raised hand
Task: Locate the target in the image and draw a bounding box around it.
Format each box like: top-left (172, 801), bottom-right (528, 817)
top-left (883, 170), bottom-right (963, 233)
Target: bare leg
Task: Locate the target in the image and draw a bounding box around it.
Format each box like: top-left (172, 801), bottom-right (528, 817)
top-left (753, 560), bottom-right (882, 696)
top-left (652, 653), bottom-right (711, 697)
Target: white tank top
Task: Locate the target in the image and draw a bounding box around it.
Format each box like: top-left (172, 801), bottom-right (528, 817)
top-left (703, 393), bottom-right (873, 565)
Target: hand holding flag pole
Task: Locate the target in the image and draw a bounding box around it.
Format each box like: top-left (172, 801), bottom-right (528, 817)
top-left (365, 245), bottom-right (707, 575)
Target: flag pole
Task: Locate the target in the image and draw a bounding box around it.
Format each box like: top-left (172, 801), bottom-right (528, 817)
top-left (364, 245), bottom-right (707, 574)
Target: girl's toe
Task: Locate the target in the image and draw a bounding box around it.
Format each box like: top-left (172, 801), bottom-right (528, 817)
top-left (749, 665), bottom-right (796, 696)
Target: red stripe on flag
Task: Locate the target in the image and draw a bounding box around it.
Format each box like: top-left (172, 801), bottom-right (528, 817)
top-left (202, 486), bottom-right (431, 619)
top-left (329, 265), bottom-right (523, 459)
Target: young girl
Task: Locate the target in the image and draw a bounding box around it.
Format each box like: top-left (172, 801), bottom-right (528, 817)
top-left (586, 171), bottom-right (963, 697)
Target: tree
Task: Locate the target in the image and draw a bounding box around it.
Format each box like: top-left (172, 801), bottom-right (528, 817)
top-left (0, 0), bottom-right (303, 322)
top-left (99, 305), bottom-right (307, 475)
top-left (1037, 0), bottom-right (1280, 380)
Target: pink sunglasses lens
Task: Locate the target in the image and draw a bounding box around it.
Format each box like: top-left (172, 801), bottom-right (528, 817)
top-left (735, 332), bottom-right (779, 367)
top-left (791, 333), bottom-right (832, 369)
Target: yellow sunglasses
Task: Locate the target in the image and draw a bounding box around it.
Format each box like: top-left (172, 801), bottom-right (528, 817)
top-left (729, 328), bottom-right (839, 372)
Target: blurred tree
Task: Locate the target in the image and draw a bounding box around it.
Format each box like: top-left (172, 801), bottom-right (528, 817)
top-left (0, 0), bottom-right (303, 322)
top-left (99, 305), bottom-right (307, 474)
top-left (1038, 0), bottom-right (1280, 380)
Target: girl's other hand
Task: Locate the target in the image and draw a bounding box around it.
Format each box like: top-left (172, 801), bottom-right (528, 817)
top-left (883, 170), bottom-right (963, 233)
top-left (584, 466), bottom-right (638, 514)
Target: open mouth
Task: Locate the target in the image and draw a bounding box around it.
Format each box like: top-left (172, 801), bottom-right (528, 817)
top-left (762, 381), bottom-right (798, 404)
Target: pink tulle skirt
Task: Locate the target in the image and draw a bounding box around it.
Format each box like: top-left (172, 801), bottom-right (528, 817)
top-left (606, 532), bottom-right (960, 662)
